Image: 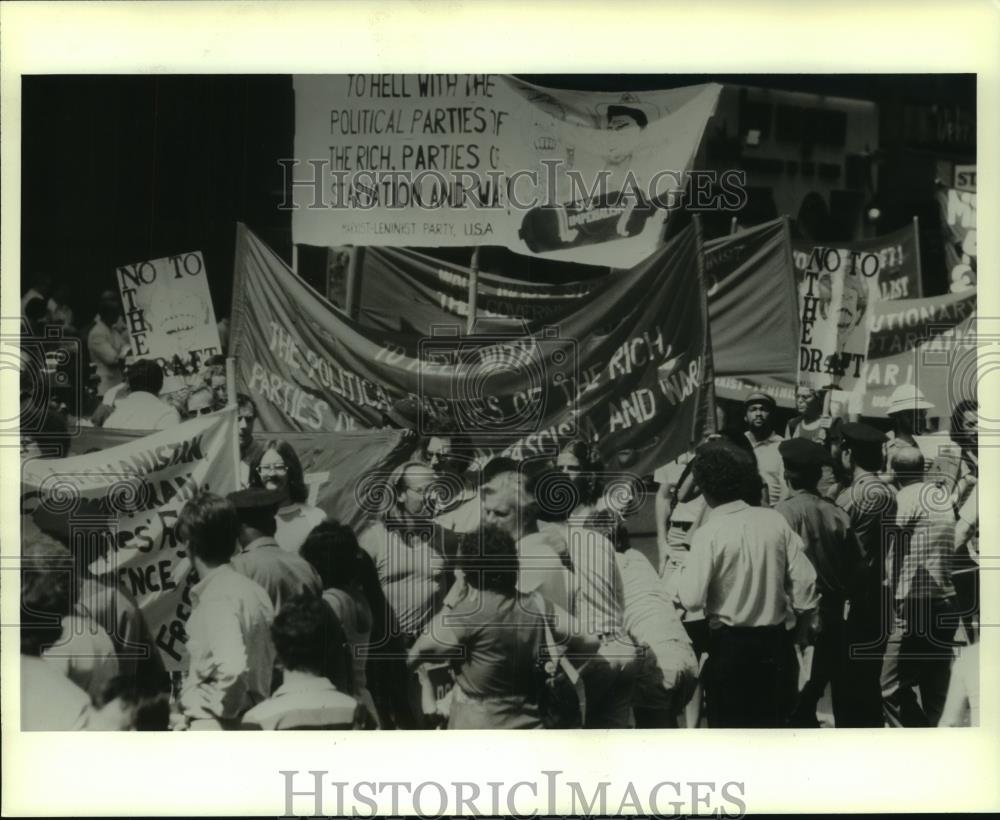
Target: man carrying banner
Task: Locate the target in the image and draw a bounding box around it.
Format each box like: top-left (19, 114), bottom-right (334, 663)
top-left (173, 492), bottom-right (276, 730)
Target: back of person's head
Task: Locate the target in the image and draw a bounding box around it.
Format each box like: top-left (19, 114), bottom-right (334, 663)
top-left (846, 440), bottom-right (883, 473)
top-left (176, 491), bottom-right (238, 567)
top-left (97, 675), bottom-right (171, 730)
top-left (127, 358), bottom-right (164, 395)
top-left (300, 520), bottom-right (363, 590)
top-left (890, 445), bottom-right (925, 485)
top-left (459, 525), bottom-right (519, 596)
top-left (692, 439), bottom-right (758, 505)
top-left (271, 594), bottom-right (339, 676)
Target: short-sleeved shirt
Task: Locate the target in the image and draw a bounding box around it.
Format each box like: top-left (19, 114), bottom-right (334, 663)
top-left (241, 674), bottom-right (361, 730)
top-left (432, 588), bottom-right (545, 699)
top-left (275, 503), bottom-right (327, 555)
top-left (958, 491), bottom-right (978, 559)
top-left (893, 481), bottom-right (957, 601)
top-left (746, 431), bottom-right (787, 507)
top-left (358, 520), bottom-right (448, 637)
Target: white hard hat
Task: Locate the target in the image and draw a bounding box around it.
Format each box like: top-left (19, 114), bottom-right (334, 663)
top-left (887, 384), bottom-right (934, 414)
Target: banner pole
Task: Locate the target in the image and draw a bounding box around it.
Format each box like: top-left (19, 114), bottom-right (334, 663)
top-left (692, 215), bottom-right (718, 441)
top-left (225, 356), bottom-right (237, 407)
top-left (913, 215), bottom-right (924, 298)
top-left (345, 246), bottom-right (365, 320)
top-left (730, 216), bottom-right (738, 235)
top-left (466, 247), bottom-right (480, 335)
top-left (291, 243), bottom-right (299, 275)
top-left (325, 246), bottom-right (334, 302)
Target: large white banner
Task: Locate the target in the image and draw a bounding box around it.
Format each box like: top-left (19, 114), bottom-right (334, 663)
top-left (21, 409), bottom-right (240, 671)
top-left (290, 75), bottom-right (722, 267)
top-left (115, 251), bottom-right (222, 376)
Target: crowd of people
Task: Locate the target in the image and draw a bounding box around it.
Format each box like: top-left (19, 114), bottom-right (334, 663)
top-left (18, 277), bottom-right (980, 731)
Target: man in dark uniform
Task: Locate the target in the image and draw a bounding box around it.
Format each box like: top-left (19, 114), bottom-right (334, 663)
top-left (775, 438), bottom-right (864, 727)
top-left (834, 422), bottom-right (898, 727)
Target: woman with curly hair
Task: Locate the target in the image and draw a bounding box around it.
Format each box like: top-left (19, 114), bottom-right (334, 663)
top-left (249, 439), bottom-right (327, 554)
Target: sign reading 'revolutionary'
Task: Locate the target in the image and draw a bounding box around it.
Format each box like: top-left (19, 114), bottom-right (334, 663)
top-left (289, 75), bottom-right (723, 268)
top-left (115, 251), bottom-right (222, 375)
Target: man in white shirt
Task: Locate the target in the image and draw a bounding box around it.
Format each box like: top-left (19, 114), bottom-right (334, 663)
top-left (105, 359), bottom-right (181, 430)
top-left (673, 440), bottom-right (818, 727)
top-left (744, 391), bottom-right (787, 506)
top-left (174, 492), bottom-right (276, 730)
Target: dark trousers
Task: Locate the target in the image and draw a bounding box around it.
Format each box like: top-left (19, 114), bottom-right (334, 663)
top-left (836, 592), bottom-right (889, 727)
top-left (881, 597), bottom-right (958, 727)
top-left (704, 624), bottom-right (797, 728)
top-left (791, 605), bottom-right (849, 728)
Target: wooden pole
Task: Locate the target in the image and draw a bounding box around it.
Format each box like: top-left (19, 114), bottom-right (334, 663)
top-left (692, 215), bottom-right (718, 440)
top-left (913, 215), bottom-right (924, 298)
top-left (345, 246), bottom-right (365, 320)
top-left (225, 356), bottom-right (237, 407)
top-left (291, 243), bottom-right (299, 275)
top-left (466, 247), bottom-right (480, 335)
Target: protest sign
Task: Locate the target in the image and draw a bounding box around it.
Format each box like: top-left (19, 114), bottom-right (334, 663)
top-left (852, 290), bottom-right (976, 416)
top-left (794, 243), bottom-right (878, 391)
top-left (792, 223), bottom-right (923, 303)
top-left (290, 75), bottom-right (722, 267)
top-left (937, 178), bottom-right (976, 294)
top-left (230, 223), bottom-right (713, 478)
top-left (115, 251), bottom-right (222, 377)
top-left (21, 409), bottom-right (240, 671)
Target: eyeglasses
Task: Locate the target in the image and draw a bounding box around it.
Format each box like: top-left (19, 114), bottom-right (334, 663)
top-left (192, 406), bottom-right (214, 416)
top-left (257, 464), bottom-right (288, 475)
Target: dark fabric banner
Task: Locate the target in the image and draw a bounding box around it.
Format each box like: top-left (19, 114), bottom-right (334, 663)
top-left (354, 218), bottom-right (799, 382)
top-left (62, 424), bottom-right (407, 533)
top-left (358, 246), bottom-right (603, 333)
top-left (229, 223), bottom-right (712, 477)
top-left (792, 222), bottom-right (923, 301)
top-left (703, 218), bottom-right (799, 381)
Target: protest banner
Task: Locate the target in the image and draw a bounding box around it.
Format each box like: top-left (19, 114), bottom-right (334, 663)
top-left (21, 409), bottom-right (240, 671)
top-left (115, 251), bottom-right (223, 377)
top-left (852, 290), bottom-right (977, 416)
top-left (937, 172), bottom-right (976, 294)
top-left (794, 242), bottom-right (878, 392)
top-left (59, 423), bottom-right (409, 536)
top-left (230, 222), bottom-right (713, 478)
top-left (356, 217), bottom-right (799, 383)
top-left (792, 223), bottom-right (923, 303)
top-left (290, 75), bottom-right (722, 268)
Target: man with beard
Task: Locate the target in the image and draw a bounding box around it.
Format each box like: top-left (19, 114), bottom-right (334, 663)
top-left (744, 392), bottom-right (786, 507)
top-left (237, 394), bottom-right (261, 488)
